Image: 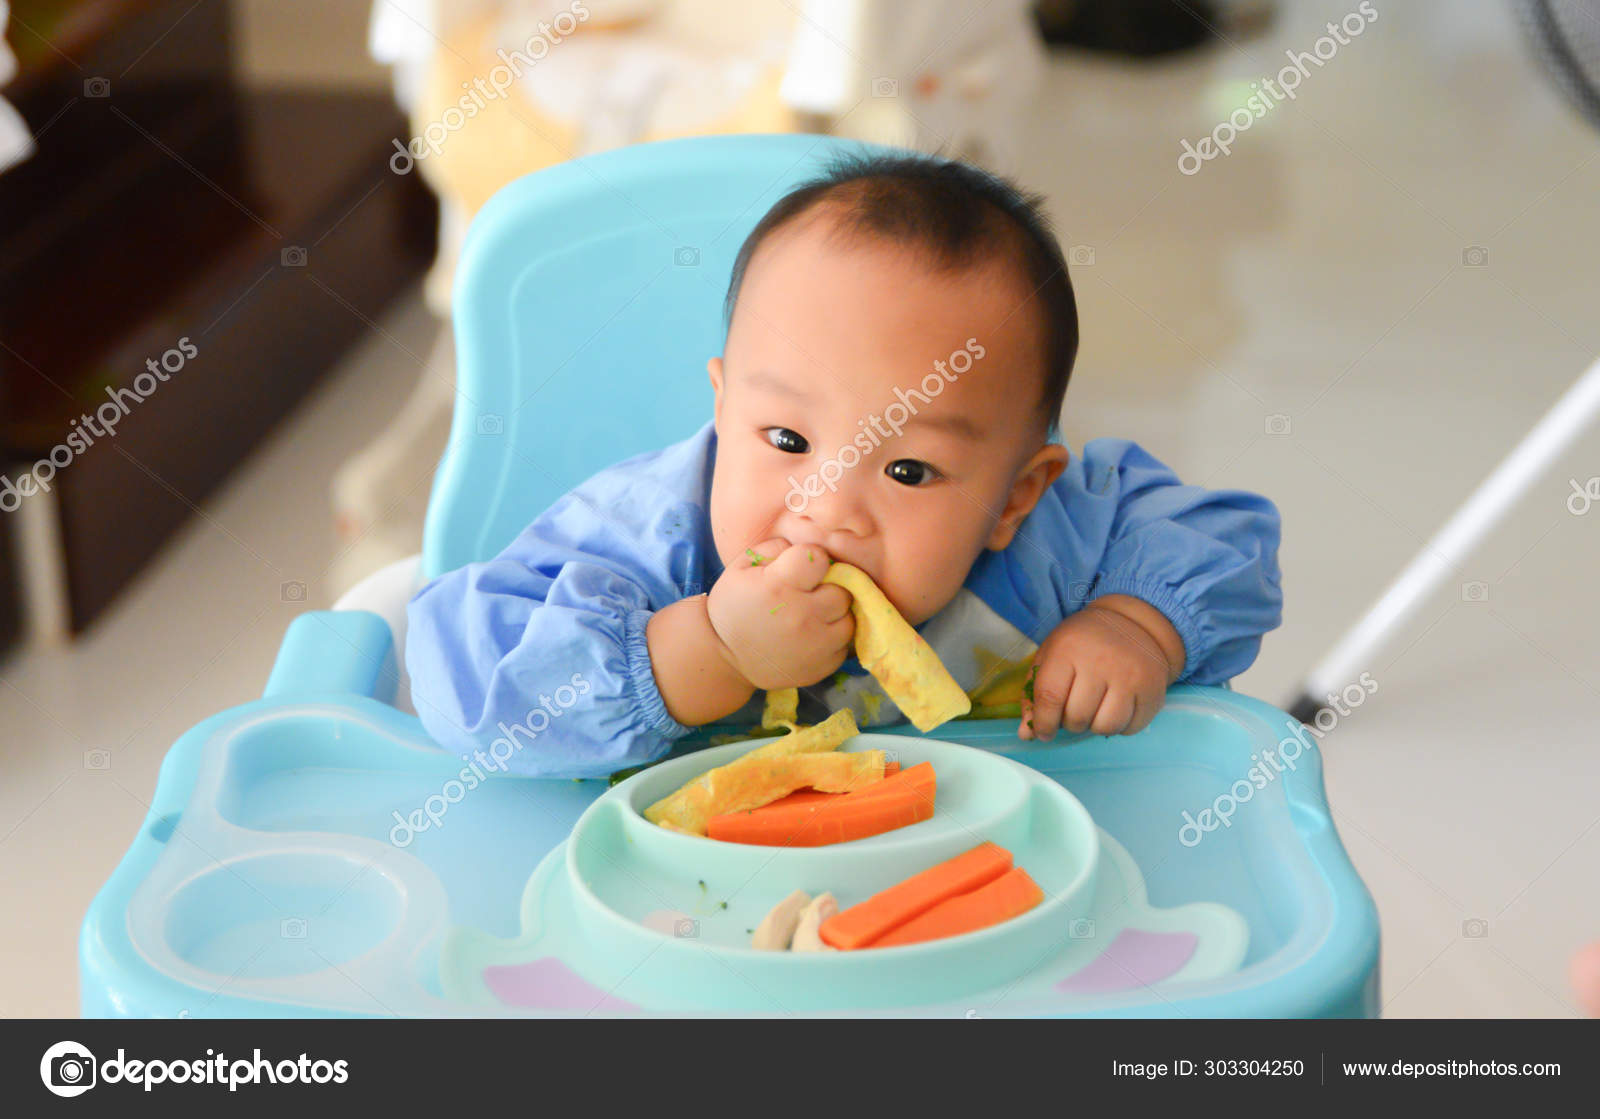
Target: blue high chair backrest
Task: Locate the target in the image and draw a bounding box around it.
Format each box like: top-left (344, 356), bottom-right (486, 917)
top-left (423, 133), bottom-right (892, 578)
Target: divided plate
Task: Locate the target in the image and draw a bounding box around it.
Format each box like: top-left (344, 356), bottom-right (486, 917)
top-left (448, 733), bottom-right (1102, 1011)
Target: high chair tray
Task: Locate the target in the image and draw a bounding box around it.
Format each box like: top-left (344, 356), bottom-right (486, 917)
top-left (81, 614), bottom-right (1378, 1018)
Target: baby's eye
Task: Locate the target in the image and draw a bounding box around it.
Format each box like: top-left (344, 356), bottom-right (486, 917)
top-left (885, 459), bottom-right (941, 487)
top-left (763, 427), bottom-right (810, 454)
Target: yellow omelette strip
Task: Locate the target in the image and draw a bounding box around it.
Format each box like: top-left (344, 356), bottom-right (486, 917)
top-left (822, 563), bottom-right (972, 732)
top-left (644, 745), bottom-right (882, 836)
top-left (969, 646), bottom-right (1037, 707)
top-left (761, 687), bottom-right (799, 730)
top-left (743, 706), bottom-right (857, 761)
top-left (644, 709), bottom-right (860, 833)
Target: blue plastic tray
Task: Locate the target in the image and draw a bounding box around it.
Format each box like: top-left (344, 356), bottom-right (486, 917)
top-left (80, 611), bottom-right (1379, 1017)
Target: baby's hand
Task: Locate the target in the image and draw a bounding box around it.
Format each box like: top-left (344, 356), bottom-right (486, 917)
top-left (1019, 596), bottom-right (1185, 740)
top-left (706, 539), bottom-right (855, 691)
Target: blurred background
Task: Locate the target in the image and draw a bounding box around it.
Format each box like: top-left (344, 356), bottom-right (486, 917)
top-left (2, 0), bottom-right (1598, 1017)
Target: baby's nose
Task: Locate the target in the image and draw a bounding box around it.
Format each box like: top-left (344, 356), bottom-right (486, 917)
top-left (780, 468), bottom-right (858, 524)
top-left (791, 485), bottom-right (870, 539)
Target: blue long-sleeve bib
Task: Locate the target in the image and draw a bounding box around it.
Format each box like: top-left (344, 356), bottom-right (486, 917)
top-left (406, 420), bottom-right (1282, 777)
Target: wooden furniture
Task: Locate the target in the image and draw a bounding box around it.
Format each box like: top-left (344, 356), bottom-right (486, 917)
top-left (0, 0), bottom-right (436, 640)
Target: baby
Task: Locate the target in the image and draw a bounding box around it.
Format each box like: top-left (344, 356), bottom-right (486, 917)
top-left (406, 153), bottom-right (1283, 778)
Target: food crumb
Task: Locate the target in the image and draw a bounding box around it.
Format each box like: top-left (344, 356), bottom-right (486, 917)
top-left (1022, 663), bottom-right (1038, 733)
top-left (861, 691), bottom-right (883, 720)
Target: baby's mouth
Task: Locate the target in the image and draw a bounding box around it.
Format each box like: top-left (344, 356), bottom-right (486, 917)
top-left (820, 550), bottom-right (869, 581)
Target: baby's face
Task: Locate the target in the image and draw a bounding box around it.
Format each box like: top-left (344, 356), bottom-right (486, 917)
top-left (708, 214), bottom-right (1068, 627)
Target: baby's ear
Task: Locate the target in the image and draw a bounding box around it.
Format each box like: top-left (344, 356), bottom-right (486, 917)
top-left (987, 444), bottom-right (1070, 551)
top-left (708, 357), bottom-right (725, 429)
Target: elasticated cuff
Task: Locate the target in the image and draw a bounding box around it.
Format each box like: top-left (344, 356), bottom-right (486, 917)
top-left (623, 607), bottom-right (698, 741)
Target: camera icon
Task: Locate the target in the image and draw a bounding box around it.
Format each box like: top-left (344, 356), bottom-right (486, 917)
top-left (281, 917), bottom-right (308, 939)
top-left (674, 246), bottom-right (700, 267)
top-left (1461, 580), bottom-right (1489, 602)
top-left (84, 77), bottom-right (111, 98)
top-left (1069, 245), bottom-right (1095, 267)
top-left (871, 77), bottom-right (898, 98)
top-left (83, 749), bottom-right (112, 771)
top-left (1462, 246), bottom-right (1489, 267)
top-left (1067, 579), bottom-right (1093, 604)
top-left (1068, 917), bottom-right (1097, 939)
top-left (1461, 917), bottom-right (1489, 938)
top-left (674, 918), bottom-right (699, 938)
top-left (477, 413), bottom-right (503, 435)
top-left (1264, 413), bottom-right (1292, 436)
top-left (280, 580), bottom-right (307, 602)
top-left (281, 246), bottom-right (308, 267)
top-left (41, 1041), bottom-right (98, 1097)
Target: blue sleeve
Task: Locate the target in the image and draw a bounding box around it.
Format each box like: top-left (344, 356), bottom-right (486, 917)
top-left (405, 454), bottom-right (713, 779)
top-left (1072, 439), bottom-right (1283, 685)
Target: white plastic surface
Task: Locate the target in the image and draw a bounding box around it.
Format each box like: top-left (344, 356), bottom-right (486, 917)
top-left (332, 553), bottom-right (424, 714)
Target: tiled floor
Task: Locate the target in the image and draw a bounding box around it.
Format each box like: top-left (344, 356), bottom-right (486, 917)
top-left (5, 0), bottom-right (1599, 1017)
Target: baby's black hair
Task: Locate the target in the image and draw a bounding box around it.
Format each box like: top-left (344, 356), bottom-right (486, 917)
top-left (722, 151), bottom-right (1079, 435)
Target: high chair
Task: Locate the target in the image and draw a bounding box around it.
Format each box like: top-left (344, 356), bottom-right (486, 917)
top-left (81, 134), bottom-right (1380, 1017)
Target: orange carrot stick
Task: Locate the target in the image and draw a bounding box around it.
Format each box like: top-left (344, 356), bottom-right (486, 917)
top-left (819, 842), bottom-right (1013, 950)
top-left (871, 866), bottom-right (1044, 947)
top-left (706, 764), bottom-right (935, 846)
top-left (706, 792), bottom-right (930, 847)
top-left (842, 760), bottom-right (923, 799)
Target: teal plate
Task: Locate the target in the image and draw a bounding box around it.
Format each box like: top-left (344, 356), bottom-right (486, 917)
top-left (440, 735), bottom-right (1248, 1013)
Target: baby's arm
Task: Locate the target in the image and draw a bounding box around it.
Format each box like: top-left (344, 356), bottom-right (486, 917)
top-left (645, 594), bottom-right (755, 726)
top-left (1019, 438), bottom-right (1282, 739)
top-left (406, 491), bottom-right (706, 779)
